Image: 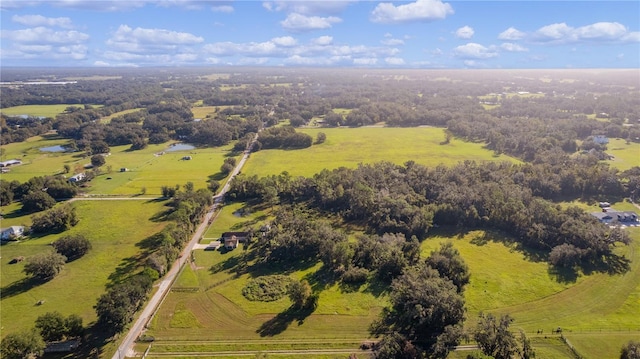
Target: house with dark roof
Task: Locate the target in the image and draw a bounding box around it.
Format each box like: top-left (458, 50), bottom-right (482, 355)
top-left (591, 210), bottom-right (638, 225)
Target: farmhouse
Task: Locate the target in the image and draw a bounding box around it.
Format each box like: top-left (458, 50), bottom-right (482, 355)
top-left (68, 173), bottom-right (86, 183)
top-left (221, 231), bottom-right (250, 250)
top-left (591, 210), bottom-right (638, 225)
top-left (0, 159), bottom-right (22, 167)
top-left (1, 226), bottom-right (25, 241)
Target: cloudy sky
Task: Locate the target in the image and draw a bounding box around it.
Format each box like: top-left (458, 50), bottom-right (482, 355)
top-left (1, 0), bottom-right (638, 68)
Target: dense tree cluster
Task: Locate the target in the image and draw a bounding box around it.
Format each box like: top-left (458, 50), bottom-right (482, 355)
top-left (23, 251), bottom-right (67, 281)
top-left (94, 273), bottom-right (153, 332)
top-left (472, 313), bottom-right (535, 359)
top-left (52, 234), bottom-right (92, 261)
top-left (371, 245), bottom-right (470, 359)
top-left (257, 126), bottom-right (313, 149)
top-left (1, 175), bottom-right (78, 207)
top-left (232, 160), bottom-right (634, 272)
top-left (0, 328), bottom-right (45, 359)
top-left (34, 311), bottom-right (83, 342)
top-left (30, 204), bottom-right (79, 234)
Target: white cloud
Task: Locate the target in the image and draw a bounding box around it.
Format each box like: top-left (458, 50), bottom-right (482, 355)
top-left (106, 25), bottom-right (203, 54)
top-left (12, 14), bottom-right (74, 28)
top-left (532, 22), bottom-right (639, 44)
top-left (272, 36), bottom-right (298, 47)
top-left (211, 5), bottom-right (233, 13)
top-left (370, 0), bottom-right (453, 24)
top-left (203, 37), bottom-right (399, 62)
top-left (381, 38), bottom-right (405, 46)
top-left (500, 42), bottom-right (528, 52)
top-left (280, 13), bottom-right (342, 32)
top-left (498, 27), bottom-right (525, 40)
top-left (431, 48), bottom-right (443, 56)
top-left (50, 0), bottom-right (147, 11)
top-left (354, 58), bottom-right (378, 65)
top-left (263, 1), bottom-right (352, 15)
top-left (455, 26), bottom-right (474, 39)
top-left (2, 27), bottom-right (89, 44)
top-left (385, 57), bottom-right (405, 65)
top-left (312, 36), bottom-right (333, 46)
top-left (453, 43), bottom-right (498, 59)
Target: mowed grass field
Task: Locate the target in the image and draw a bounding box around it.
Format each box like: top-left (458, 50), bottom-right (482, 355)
top-left (0, 104), bottom-right (92, 118)
top-left (606, 138), bottom-right (640, 171)
top-left (0, 199), bottom-right (169, 336)
top-left (1, 135), bottom-right (238, 195)
top-left (145, 199), bottom-right (640, 358)
top-left (242, 127), bottom-right (518, 177)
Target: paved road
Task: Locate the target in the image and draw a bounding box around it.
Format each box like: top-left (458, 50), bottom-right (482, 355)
top-left (112, 133), bottom-right (258, 359)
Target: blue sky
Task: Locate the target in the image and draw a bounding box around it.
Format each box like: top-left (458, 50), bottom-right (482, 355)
top-left (1, 0), bottom-right (638, 68)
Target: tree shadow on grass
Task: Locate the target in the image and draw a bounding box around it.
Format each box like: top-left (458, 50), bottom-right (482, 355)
top-left (73, 322), bottom-right (117, 359)
top-left (0, 277), bottom-right (45, 300)
top-left (583, 253), bottom-right (631, 276)
top-left (256, 305), bottom-right (315, 337)
top-left (548, 265), bottom-right (579, 284)
top-left (107, 255), bottom-right (143, 286)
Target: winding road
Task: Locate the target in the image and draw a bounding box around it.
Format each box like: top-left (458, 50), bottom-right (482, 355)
top-left (111, 134), bottom-right (258, 359)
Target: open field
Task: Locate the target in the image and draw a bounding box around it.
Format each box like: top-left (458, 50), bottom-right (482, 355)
top-left (191, 106), bottom-right (219, 119)
top-left (1, 136), bottom-right (238, 195)
top-left (606, 138), bottom-right (640, 171)
top-left (145, 202), bottom-right (640, 358)
top-left (99, 108), bottom-right (143, 123)
top-left (242, 127), bottom-right (518, 178)
top-left (0, 200), bottom-right (169, 336)
top-left (0, 104), bottom-right (93, 118)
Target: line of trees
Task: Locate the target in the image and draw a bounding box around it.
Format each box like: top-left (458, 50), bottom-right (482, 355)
top-left (230, 159), bottom-right (636, 273)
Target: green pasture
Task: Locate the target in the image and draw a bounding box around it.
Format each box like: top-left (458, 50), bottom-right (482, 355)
top-left (202, 201), bottom-right (270, 242)
top-left (606, 138), bottom-right (640, 171)
top-left (243, 127), bottom-right (517, 178)
top-left (145, 217), bottom-right (640, 358)
top-left (99, 108), bottom-right (143, 123)
top-left (0, 199), bottom-right (169, 337)
top-left (1, 137), bottom-right (238, 195)
top-left (564, 333), bottom-right (640, 359)
top-left (0, 104), bottom-right (90, 118)
top-left (421, 228), bottom-right (640, 334)
top-left (191, 106), bottom-right (219, 119)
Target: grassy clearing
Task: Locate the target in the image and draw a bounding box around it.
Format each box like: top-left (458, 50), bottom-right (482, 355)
top-left (191, 106), bottom-right (219, 119)
top-left (1, 137), bottom-right (238, 195)
top-left (564, 333), bottom-right (640, 359)
top-left (606, 138), bottom-right (640, 171)
top-left (421, 228), bottom-right (640, 334)
top-left (0, 199), bottom-right (169, 336)
top-left (202, 201), bottom-right (270, 242)
top-left (243, 127), bottom-right (517, 178)
top-left (0, 104), bottom-right (88, 118)
top-left (99, 108), bottom-right (143, 123)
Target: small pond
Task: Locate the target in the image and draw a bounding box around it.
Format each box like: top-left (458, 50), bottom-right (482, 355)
top-left (40, 145), bottom-right (68, 152)
top-left (166, 143), bottom-right (196, 152)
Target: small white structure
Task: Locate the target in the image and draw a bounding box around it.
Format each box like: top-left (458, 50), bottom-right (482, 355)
top-left (1, 226), bottom-right (25, 241)
top-left (0, 159), bottom-right (22, 167)
top-left (68, 173), bottom-right (86, 183)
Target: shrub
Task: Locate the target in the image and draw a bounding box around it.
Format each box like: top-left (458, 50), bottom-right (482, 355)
top-left (23, 251), bottom-right (67, 281)
top-left (341, 266), bottom-right (369, 284)
top-left (52, 234), bottom-right (92, 261)
top-left (242, 275), bottom-right (292, 302)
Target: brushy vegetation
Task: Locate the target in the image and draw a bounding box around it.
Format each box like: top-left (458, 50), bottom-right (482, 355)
top-left (242, 275), bottom-right (293, 302)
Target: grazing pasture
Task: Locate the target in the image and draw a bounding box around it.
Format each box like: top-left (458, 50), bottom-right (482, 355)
top-left (0, 200), bottom-right (169, 336)
top-left (242, 127), bottom-right (518, 178)
top-left (1, 137), bottom-right (238, 195)
top-left (606, 138), bottom-right (640, 171)
top-left (0, 104), bottom-right (93, 118)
